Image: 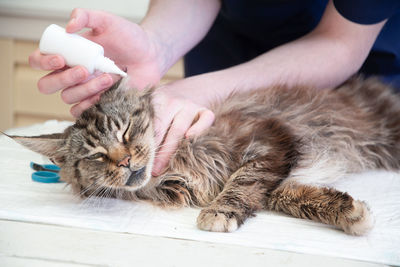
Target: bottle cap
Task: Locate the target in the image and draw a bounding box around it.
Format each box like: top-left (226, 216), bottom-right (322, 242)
top-left (95, 57), bottom-right (127, 77)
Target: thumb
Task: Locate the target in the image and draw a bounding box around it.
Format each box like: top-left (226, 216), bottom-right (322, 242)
top-left (66, 8), bottom-right (108, 34)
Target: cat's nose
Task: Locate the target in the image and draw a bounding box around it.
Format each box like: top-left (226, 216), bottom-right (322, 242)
top-left (117, 156), bottom-right (131, 167)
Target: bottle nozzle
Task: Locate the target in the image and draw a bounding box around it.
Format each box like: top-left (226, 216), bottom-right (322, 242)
top-left (95, 56), bottom-right (127, 77)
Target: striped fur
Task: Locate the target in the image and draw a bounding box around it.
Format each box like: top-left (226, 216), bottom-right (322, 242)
top-left (10, 77), bottom-right (400, 235)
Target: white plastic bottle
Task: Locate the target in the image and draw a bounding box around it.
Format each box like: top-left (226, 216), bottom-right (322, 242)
top-left (39, 24), bottom-right (127, 77)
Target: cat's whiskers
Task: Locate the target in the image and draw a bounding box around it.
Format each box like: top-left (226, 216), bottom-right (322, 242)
top-left (79, 187), bottom-right (104, 208)
top-left (80, 180), bottom-right (112, 209)
top-left (78, 181), bottom-right (99, 197)
top-left (92, 186), bottom-right (111, 209)
top-left (98, 186), bottom-right (109, 199)
top-left (116, 188), bottom-right (124, 199)
top-left (73, 180), bottom-right (104, 206)
top-left (79, 179), bottom-right (105, 197)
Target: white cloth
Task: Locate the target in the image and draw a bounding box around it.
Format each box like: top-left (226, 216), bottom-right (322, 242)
top-left (0, 120), bottom-right (399, 265)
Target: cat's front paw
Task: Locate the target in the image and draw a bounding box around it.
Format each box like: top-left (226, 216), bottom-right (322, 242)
top-left (341, 200), bottom-right (374, 236)
top-left (197, 208), bottom-right (239, 232)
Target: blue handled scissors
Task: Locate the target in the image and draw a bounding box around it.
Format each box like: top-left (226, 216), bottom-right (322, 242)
top-left (30, 162), bottom-right (62, 183)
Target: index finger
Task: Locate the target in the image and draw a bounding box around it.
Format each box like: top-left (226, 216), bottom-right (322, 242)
top-left (29, 49), bottom-right (65, 70)
top-left (66, 8), bottom-right (109, 34)
top-left (152, 109), bottom-right (198, 176)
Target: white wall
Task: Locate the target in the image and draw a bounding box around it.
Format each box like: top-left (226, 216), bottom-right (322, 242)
top-left (0, 0), bottom-right (150, 40)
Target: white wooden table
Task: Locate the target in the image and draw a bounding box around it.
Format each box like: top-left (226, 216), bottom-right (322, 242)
top-left (0, 220), bottom-right (386, 267)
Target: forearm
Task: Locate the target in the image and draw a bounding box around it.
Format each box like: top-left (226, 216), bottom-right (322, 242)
top-left (218, 30), bottom-right (373, 95)
top-left (141, 0), bottom-right (221, 74)
top-left (172, 30), bottom-right (378, 108)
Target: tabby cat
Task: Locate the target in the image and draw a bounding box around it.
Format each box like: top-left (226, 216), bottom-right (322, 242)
top-left (10, 77), bottom-right (400, 235)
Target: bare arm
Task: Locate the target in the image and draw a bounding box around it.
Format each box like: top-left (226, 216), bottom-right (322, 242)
top-left (141, 0), bottom-right (221, 75)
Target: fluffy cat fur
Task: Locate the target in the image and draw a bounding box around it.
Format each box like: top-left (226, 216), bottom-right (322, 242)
top-left (10, 77), bottom-right (400, 235)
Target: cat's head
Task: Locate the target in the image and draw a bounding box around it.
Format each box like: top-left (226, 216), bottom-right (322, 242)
top-left (10, 80), bottom-right (156, 196)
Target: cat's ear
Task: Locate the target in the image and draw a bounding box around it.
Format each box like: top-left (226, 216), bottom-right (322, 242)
top-left (108, 76), bottom-right (154, 97)
top-left (139, 87), bottom-right (155, 118)
top-left (5, 133), bottom-right (67, 165)
top-left (139, 87), bottom-right (155, 103)
top-left (140, 87), bottom-right (155, 98)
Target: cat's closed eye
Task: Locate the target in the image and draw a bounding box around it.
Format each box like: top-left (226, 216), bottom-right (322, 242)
top-left (122, 121), bottom-right (132, 144)
top-left (86, 152), bottom-right (107, 161)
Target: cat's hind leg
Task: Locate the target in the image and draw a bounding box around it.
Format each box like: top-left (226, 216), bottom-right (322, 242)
top-left (266, 181), bottom-right (374, 235)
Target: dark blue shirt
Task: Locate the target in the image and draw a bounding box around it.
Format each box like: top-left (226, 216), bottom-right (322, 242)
top-left (335, 0), bottom-right (400, 87)
top-left (184, 0), bottom-right (400, 88)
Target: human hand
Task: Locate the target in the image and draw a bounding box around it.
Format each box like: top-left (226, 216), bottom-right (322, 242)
top-left (29, 8), bottom-right (167, 117)
top-left (151, 80), bottom-right (215, 176)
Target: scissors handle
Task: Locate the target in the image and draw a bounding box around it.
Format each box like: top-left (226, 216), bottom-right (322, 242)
top-left (30, 162), bottom-right (62, 183)
top-left (32, 171), bottom-right (60, 183)
top-left (30, 162), bottom-right (60, 173)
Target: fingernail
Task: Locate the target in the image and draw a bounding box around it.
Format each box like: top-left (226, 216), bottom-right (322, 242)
top-left (70, 107), bottom-right (80, 118)
top-left (151, 169), bottom-right (160, 177)
top-left (185, 131), bottom-right (192, 139)
top-left (151, 162), bottom-right (162, 176)
top-left (66, 18), bottom-right (76, 32)
top-left (152, 165), bottom-right (160, 176)
top-left (50, 56), bottom-right (62, 68)
top-left (73, 67), bottom-right (85, 80)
